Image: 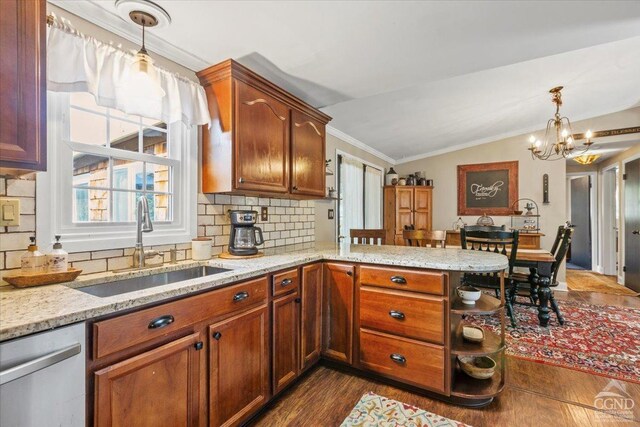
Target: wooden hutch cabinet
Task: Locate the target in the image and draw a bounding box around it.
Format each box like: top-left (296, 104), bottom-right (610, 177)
top-left (0, 0), bottom-right (47, 175)
top-left (383, 186), bottom-right (433, 245)
top-left (197, 60), bottom-right (330, 198)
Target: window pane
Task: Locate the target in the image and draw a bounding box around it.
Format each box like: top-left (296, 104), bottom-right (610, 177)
top-left (112, 191), bottom-right (135, 222)
top-left (153, 194), bottom-right (171, 221)
top-left (146, 163), bottom-right (171, 193)
top-left (142, 126), bottom-right (168, 158)
top-left (70, 108), bottom-right (107, 146)
top-left (109, 118), bottom-right (140, 153)
top-left (73, 188), bottom-right (109, 222)
top-left (73, 152), bottom-right (109, 188)
top-left (70, 92), bottom-right (107, 114)
top-left (113, 159), bottom-right (142, 190)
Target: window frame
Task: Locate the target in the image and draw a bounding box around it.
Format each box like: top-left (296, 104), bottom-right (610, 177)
top-left (37, 92), bottom-right (197, 253)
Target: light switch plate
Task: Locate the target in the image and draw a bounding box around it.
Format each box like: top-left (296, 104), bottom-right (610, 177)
top-left (0, 198), bottom-right (20, 226)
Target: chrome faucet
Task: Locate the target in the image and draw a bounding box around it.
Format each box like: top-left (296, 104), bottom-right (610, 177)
top-left (133, 196), bottom-right (156, 268)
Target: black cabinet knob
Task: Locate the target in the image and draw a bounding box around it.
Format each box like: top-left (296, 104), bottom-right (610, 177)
top-left (346, 270), bottom-right (353, 276)
top-left (194, 341), bottom-right (204, 350)
top-left (295, 297), bottom-right (301, 303)
top-left (212, 332), bottom-right (222, 340)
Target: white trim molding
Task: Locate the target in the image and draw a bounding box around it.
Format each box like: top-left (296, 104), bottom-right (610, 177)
top-left (327, 126), bottom-right (396, 165)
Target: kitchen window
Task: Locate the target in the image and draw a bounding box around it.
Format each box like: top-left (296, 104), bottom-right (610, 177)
top-left (37, 92), bottom-right (197, 252)
top-left (337, 152), bottom-right (384, 241)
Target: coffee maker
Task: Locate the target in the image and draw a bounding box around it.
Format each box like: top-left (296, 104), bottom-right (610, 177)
top-left (228, 210), bottom-right (264, 256)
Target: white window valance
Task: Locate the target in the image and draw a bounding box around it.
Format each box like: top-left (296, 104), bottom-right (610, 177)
top-left (46, 18), bottom-right (210, 127)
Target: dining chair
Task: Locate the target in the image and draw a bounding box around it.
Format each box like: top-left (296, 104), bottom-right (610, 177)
top-left (511, 227), bottom-right (573, 325)
top-left (349, 229), bottom-right (386, 245)
top-left (461, 228), bottom-right (520, 327)
top-left (462, 224), bottom-right (507, 232)
top-left (403, 229), bottom-right (447, 248)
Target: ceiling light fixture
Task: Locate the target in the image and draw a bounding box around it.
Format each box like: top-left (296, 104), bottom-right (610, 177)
top-left (128, 9), bottom-right (165, 98)
top-left (572, 154), bottom-right (601, 165)
top-left (527, 86), bottom-right (594, 161)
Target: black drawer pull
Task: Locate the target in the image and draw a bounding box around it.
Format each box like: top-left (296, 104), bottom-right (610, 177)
top-left (148, 315), bottom-right (174, 329)
top-left (212, 332), bottom-right (222, 340)
top-left (280, 278), bottom-right (293, 287)
top-left (390, 353), bottom-right (406, 364)
top-left (389, 310), bottom-right (405, 320)
top-left (390, 275), bottom-right (407, 284)
top-left (233, 291), bottom-right (249, 302)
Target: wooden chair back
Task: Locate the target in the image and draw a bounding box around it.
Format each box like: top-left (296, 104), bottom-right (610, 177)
top-left (550, 225), bottom-right (570, 257)
top-left (350, 229), bottom-right (386, 245)
top-left (461, 228), bottom-right (520, 276)
top-left (551, 228), bottom-right (573, 285)
top-left (463, 225), bottom-right (506, 233)
top-left (403, 229), bottom-right (447, 248)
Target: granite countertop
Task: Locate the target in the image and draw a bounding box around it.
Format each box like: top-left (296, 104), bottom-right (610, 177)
top-left (0, 242), bottom-right (508, 342)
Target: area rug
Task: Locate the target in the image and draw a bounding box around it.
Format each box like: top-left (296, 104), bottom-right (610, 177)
top-left (340, 392), bottom-right (470, 427)
top-left (566, 270), bottom-right (639, 296)
top-left (468, 299), bottom-right (640, 384)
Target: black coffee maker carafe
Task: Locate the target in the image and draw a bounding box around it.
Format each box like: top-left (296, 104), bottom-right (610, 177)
top-left (228, 210), bottom-right (264, 256)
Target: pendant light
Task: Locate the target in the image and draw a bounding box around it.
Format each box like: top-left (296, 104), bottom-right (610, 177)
top-left (126, 10), bottom-right (165, 101)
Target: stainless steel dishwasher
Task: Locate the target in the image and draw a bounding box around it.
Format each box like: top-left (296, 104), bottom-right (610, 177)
top-left (0, 322), bottom-right (85, 427)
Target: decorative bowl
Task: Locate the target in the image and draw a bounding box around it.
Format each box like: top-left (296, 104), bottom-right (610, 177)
top-left (456, 285), bottom-right (482, 305)
top-left (513, 210), bottom-right (523, 215)
top-left (458, 356), bottom-right (496, 380)
top-left (462, 325), bottom-right (485, 343)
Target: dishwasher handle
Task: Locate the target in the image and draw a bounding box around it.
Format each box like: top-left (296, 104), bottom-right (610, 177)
top-left (0, 343), bottom-right (81, 386)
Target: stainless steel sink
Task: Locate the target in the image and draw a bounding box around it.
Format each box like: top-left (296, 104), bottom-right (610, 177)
top-left (74, 265), bottom-right (232, 298)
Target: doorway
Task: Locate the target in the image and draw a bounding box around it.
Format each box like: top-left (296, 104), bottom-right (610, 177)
top-left (624, 157), bottom-right (640, 292)
top-left (569, 175), bottom-right (592, 270)
top-left (601, 166), bottom-right (619, 276)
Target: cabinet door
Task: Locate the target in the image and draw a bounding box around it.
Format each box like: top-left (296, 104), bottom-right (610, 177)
top-left (414, 188), bottom-right (432, 230)
top-left (272, 292), bottom-right (300, 394)
top-left (395, 188), bottom-right (414, 233)
top-left (209, 305), bottom-right (269, 427)
top-left (94, 333), bottom-right (202, 427)
top-left (322, 263), bottom-right (355, 364)
top-left (0, 0), bottom-right (46, 173)
top-left (234, 80), bottom-right (289, 193)
top-left (291, 110), bottom-right (325, 197)
top-left (300, 263), bottom-right (323, 371)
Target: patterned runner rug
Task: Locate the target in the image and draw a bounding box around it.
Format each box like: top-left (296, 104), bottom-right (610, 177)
top-left (469, 299), bottom-right (640, 383)
top-left (340, 392), bottom-right (470, 427)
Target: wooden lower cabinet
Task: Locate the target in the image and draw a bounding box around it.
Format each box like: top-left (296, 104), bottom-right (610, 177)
top-left (94, 333), bottom-right (203, 427)
top-left (272, 292), bottom-right (300, 394)
top-left (300, 263), bottom-right (323, 371)
top-left (209, 305), bottom-right (270, 427)
top-left (322, 263), bottom-right (355, 364)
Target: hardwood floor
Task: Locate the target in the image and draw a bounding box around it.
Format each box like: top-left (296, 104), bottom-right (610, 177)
top-left (567, 270), bottom-right (638, 296)
top-left (252, 291), bottom-right (639, 427)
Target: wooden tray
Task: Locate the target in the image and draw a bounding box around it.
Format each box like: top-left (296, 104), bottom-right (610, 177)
top-left (218, 251), bottom-right (264, 260)
top-left (4, 268), bottom-right (83, 288)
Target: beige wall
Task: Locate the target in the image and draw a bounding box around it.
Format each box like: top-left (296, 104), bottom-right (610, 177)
top-left (314, 131), bottom-right (393, 242)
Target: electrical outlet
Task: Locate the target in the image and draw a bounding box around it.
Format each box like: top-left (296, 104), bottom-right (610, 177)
top-left (0, 198), bottom-right (20, 226)
top-left (261, 206), bottom-right (268, 221)
top-left (328, 209), bottom-right (334, 220)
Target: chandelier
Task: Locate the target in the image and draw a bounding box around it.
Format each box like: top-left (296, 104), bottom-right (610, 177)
top-left (528, 86), bottom-right (593, 161)
top-left (573, 154), bottom-right (601, 165)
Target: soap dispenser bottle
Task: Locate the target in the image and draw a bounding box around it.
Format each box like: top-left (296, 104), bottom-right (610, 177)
top-left (47, 235), bottom-right (68, 273)
top-left (21, 237), bottom-right (47, 274)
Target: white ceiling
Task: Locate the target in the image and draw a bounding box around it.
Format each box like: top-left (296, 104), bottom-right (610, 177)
top-left (53, 1), bottom-right (640, 163)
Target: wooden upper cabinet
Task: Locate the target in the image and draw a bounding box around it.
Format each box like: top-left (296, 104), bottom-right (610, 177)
top-left (322, 263), bottom-right (355, 365)
top-left (0, 0), bottom-right (46, 175)
top-left (235, 80), bottom-right (290, 193)
top-left (291, 110), bottom-right (326, 197)
top-left (197, 60), bottom-right (331, 197)
top-left (94, 333), bottom-right (203, 427)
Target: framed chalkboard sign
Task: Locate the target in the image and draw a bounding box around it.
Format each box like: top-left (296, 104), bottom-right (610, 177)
top-left (457, 161), bottom-right (518, 215)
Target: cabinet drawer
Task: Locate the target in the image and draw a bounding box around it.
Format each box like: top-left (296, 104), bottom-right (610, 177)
top-left (272, 268), bottom-right (299, 297)
top-left (360, 286), bottom-right (445, 344)
top-left (93, 277), bottom-right (268, 359)
top-left (359, 328), bottom-right (446, 393)
top-left (360, 266), bottom-right (445, 295)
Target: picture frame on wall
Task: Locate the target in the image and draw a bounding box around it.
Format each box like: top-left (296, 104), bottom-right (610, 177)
top-left (457, 161), bottom-right (519, 216)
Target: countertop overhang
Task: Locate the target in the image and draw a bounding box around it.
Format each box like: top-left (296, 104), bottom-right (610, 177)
top-left (0, 242), bottom-right (508, 342)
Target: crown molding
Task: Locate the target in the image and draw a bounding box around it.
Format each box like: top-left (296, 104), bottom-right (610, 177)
top-left (326, 126), bottom-right (396, 165)
top-left (49, 0), bottom-right (210, 71)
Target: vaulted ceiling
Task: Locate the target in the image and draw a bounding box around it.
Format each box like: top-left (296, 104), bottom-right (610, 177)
top-left (53, 0), bottom-right (640, 163)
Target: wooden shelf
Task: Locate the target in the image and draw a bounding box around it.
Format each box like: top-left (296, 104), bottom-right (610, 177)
top-left (451, 294), bottom-right (503, 315)
top-left (451, 359), bottom-right (505, 399)
top-left (451, 323), bottom-right (504, 356)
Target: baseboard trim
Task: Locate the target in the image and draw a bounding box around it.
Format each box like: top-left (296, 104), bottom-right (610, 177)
top-left (555, 281), bottom-right (568, 292)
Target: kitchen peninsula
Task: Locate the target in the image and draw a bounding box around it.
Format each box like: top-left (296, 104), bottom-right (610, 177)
top-left (0, 243), bottom-right (508, 424)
